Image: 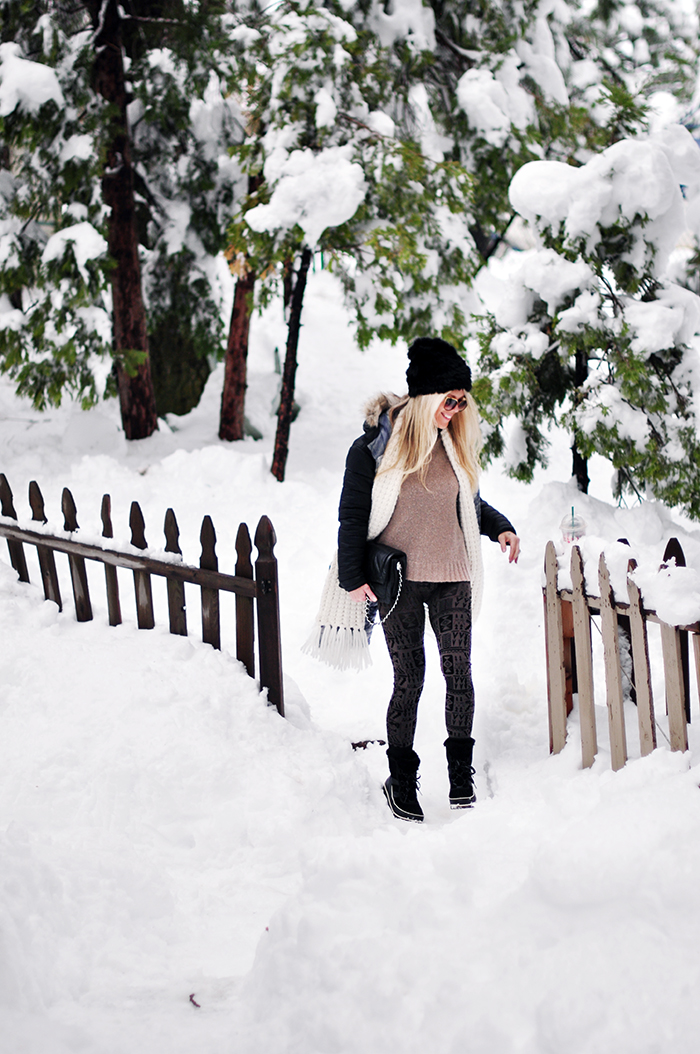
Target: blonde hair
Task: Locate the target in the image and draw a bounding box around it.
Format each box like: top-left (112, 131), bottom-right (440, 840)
top-left (378, 391), bottom-right (482, 493)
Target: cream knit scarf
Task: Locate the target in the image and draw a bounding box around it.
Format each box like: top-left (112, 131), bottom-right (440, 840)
top-left (302, 429), bottom-right (484, 671)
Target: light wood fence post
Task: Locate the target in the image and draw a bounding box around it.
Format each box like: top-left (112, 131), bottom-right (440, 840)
top-left (660, 622), bottom-right (688, 752)
top-left (570, 545), bottom-right (596, 768)
top-left (626, 577), bottom-right (656, 755)
top-left (598, 552), bottom-right (626, 771)
top-left (543, 541), bottom-right (567, 754)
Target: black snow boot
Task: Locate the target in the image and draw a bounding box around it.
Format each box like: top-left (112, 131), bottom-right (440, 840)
top-left (383, 746), bottom-right (424, 823)
top-left (445, 737), bottom-right (476, 809)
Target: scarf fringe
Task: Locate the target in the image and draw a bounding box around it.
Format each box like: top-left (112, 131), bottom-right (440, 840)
top-left (301, 623), bottom-right (372, 671)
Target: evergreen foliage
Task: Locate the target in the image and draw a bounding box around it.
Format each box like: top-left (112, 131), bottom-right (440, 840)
top-left (226, 0), bottom-right (478, 348)
top-left (0, 0), bottom-right (240, 416)
top-left (472, 129), bottom-right (700, 516)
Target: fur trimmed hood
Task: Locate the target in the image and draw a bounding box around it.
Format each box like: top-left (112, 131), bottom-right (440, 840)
top-left (362, 392), bottom-right (403, 429)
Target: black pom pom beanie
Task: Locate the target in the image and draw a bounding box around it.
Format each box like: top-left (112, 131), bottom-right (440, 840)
top-left (406, 337), bottom-right (472, 397)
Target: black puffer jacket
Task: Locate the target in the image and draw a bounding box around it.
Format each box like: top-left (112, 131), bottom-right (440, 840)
top-left (337, 408), bottom-right (516, 592)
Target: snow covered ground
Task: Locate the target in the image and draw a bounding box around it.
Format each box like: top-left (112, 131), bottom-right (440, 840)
top-left (3, 270), bottom-right (700, 1053)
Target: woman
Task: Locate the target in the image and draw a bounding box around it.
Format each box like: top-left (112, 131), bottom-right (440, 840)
top-left (304, 337), bottom-right (519, 823)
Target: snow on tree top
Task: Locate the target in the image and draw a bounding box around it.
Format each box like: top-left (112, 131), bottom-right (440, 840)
top-left (0, 41), bottom-right (64, 116)
top-left (246, 146), bottom-right (367, 248)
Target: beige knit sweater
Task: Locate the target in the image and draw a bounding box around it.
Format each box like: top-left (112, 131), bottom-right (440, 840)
top-left (303, 428), bottom-right (484, 671)
top-left (377, 434), bottom-right (470, 582)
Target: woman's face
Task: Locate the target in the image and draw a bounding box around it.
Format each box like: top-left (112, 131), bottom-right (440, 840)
top-left (434, 390), bottom-right (468, 429)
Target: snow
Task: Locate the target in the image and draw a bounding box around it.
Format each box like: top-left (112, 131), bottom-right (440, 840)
top-left (576, 380), bottom-right (650, 448)
top-left (365, 109), bottom-right (395, 138)
top-left (246, 145), bottom-right (367, 246)
top-left (0, 42), bottom-right (64, 116)
top-left (516, 44), bottom-right (569, 109)
top-left (369, 0), bottom-right (436, 51)
top-left (473, 248), bottom-right (594, 327)
top-left (520, 248), bottom-right (593, 315)
top-left (509, 134), bottom-right (690, 271)
top-left (653, 123), bottom-right (700, 188)
top-left (41, 223), bottom-right (108, 284)
top-left (456, 69), bottom-right (515, 147)
top-left (633, 562), bottom-right (700, 627)
top-left (313, 86), bottom-right (337, 129)
top-left (556, 288), bottom-right (602, 332)
top-left (4, 269), bottom-right (700, 1051)
top-left (624, 294), bottom-right (687, 354)
top-left (407, 83), bottom-right (454, 162)
top-left (58, 135), bottom-right (94, 164)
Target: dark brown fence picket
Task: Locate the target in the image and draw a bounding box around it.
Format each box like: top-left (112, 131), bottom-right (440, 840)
top-left (0, 475), bottom-right (284, 717)
top-left (29, 481), bottom-right (62, 610)
top-left (164, 508), bottom-right (186, 636)
top-left (62, 488), bottom-right (92, 622)
top-left (101, 494), bottom-right (122, 626)
top-left (129, 501), bottom-right (155, 630)
top-left (0, 474), bottom-right (29, 583)
top-left (235, 523), bottom-right (255, 678)
top-left (200, 516), bottom-right (221, 651)
top-left (254, 516), bottom-right (284, 717)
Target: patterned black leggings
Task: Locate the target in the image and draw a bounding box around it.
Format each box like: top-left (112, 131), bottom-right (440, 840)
top-left (379, 580), bottom-right (474, 749)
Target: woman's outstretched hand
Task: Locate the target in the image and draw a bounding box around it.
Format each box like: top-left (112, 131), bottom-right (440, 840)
top-left (349, 584), bottom-right (377, 603)
top-left (498, 531), bottom-right (520, 564)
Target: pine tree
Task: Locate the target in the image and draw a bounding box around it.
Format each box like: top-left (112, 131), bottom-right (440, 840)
top-left (430, 0), bottom-right (700, 506)
top-left (0, 1), bottom-right (240, 433)
top-left (472, 126), bottom-right (700, 516)
top-left (223, 0), bottom-right (476, 475)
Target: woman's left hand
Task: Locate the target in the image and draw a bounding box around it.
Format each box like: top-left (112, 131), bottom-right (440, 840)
top-left (498, 531), bottom-right (520, 564)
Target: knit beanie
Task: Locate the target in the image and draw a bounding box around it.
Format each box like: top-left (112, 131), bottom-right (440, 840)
top-left (406, 337), bottom-right (472, 396)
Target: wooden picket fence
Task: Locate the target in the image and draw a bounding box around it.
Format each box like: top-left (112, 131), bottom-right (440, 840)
top-left (544, 537), bottom-right (697, 770)
top-left (0, 473), bottom-right (284, 716)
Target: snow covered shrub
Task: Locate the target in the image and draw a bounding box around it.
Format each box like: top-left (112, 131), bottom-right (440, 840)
top-left (0, 25), bottom-right (113, 409)
top-left (227, 0), bottom-right (478, 348)
top-left (473, 126), bottom-right (700, 517)
top-left (0, 3), bottom-right (241, 416)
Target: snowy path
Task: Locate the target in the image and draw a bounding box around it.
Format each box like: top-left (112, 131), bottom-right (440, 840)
top-left (2, 272), bottom-right (700, 1052)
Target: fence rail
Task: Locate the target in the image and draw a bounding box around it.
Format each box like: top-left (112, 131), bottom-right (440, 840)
top-left (544, 538), bottom-right (697, 770)
top-left (0, 473), bottom-right (284, 716)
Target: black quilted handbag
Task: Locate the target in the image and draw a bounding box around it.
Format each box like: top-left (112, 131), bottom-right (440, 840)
top-left (364, 540), bottom-right (407, 611)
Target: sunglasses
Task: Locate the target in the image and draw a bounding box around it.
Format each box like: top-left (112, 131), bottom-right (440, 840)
top-left (442, 395), bottom-right (468, 412)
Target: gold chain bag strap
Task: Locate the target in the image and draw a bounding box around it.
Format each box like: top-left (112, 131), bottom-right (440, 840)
top-left (363, 540), bottom-right (406, 624)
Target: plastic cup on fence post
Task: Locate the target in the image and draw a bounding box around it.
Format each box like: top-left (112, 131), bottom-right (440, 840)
top-left (560, 508), bottom-right (586, 545)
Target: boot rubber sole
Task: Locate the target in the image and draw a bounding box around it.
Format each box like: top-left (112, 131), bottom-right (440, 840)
top-left (450, 797), bottom-right (476, 809)
top-left (383, 779), bottom-right (424, 823)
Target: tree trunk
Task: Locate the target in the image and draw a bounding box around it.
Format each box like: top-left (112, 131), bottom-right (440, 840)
top-left (219, 266), bottom-right (256, 441)
top-left (282, 256), bottom-right (294, 315)
top-left (88, 0), bottom-right (157, 440)
top-left (572, 347), bottom-right (589, 492)
top-left (572, 443), bottom-right (590, 493)
top-left (271, 246), bottom-right (312, 482)
top-left (219, 174), bottom-right (263, 441)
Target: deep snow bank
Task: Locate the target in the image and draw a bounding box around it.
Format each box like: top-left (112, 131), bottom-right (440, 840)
top-left (1, 270), bottom-right (700, 1053)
